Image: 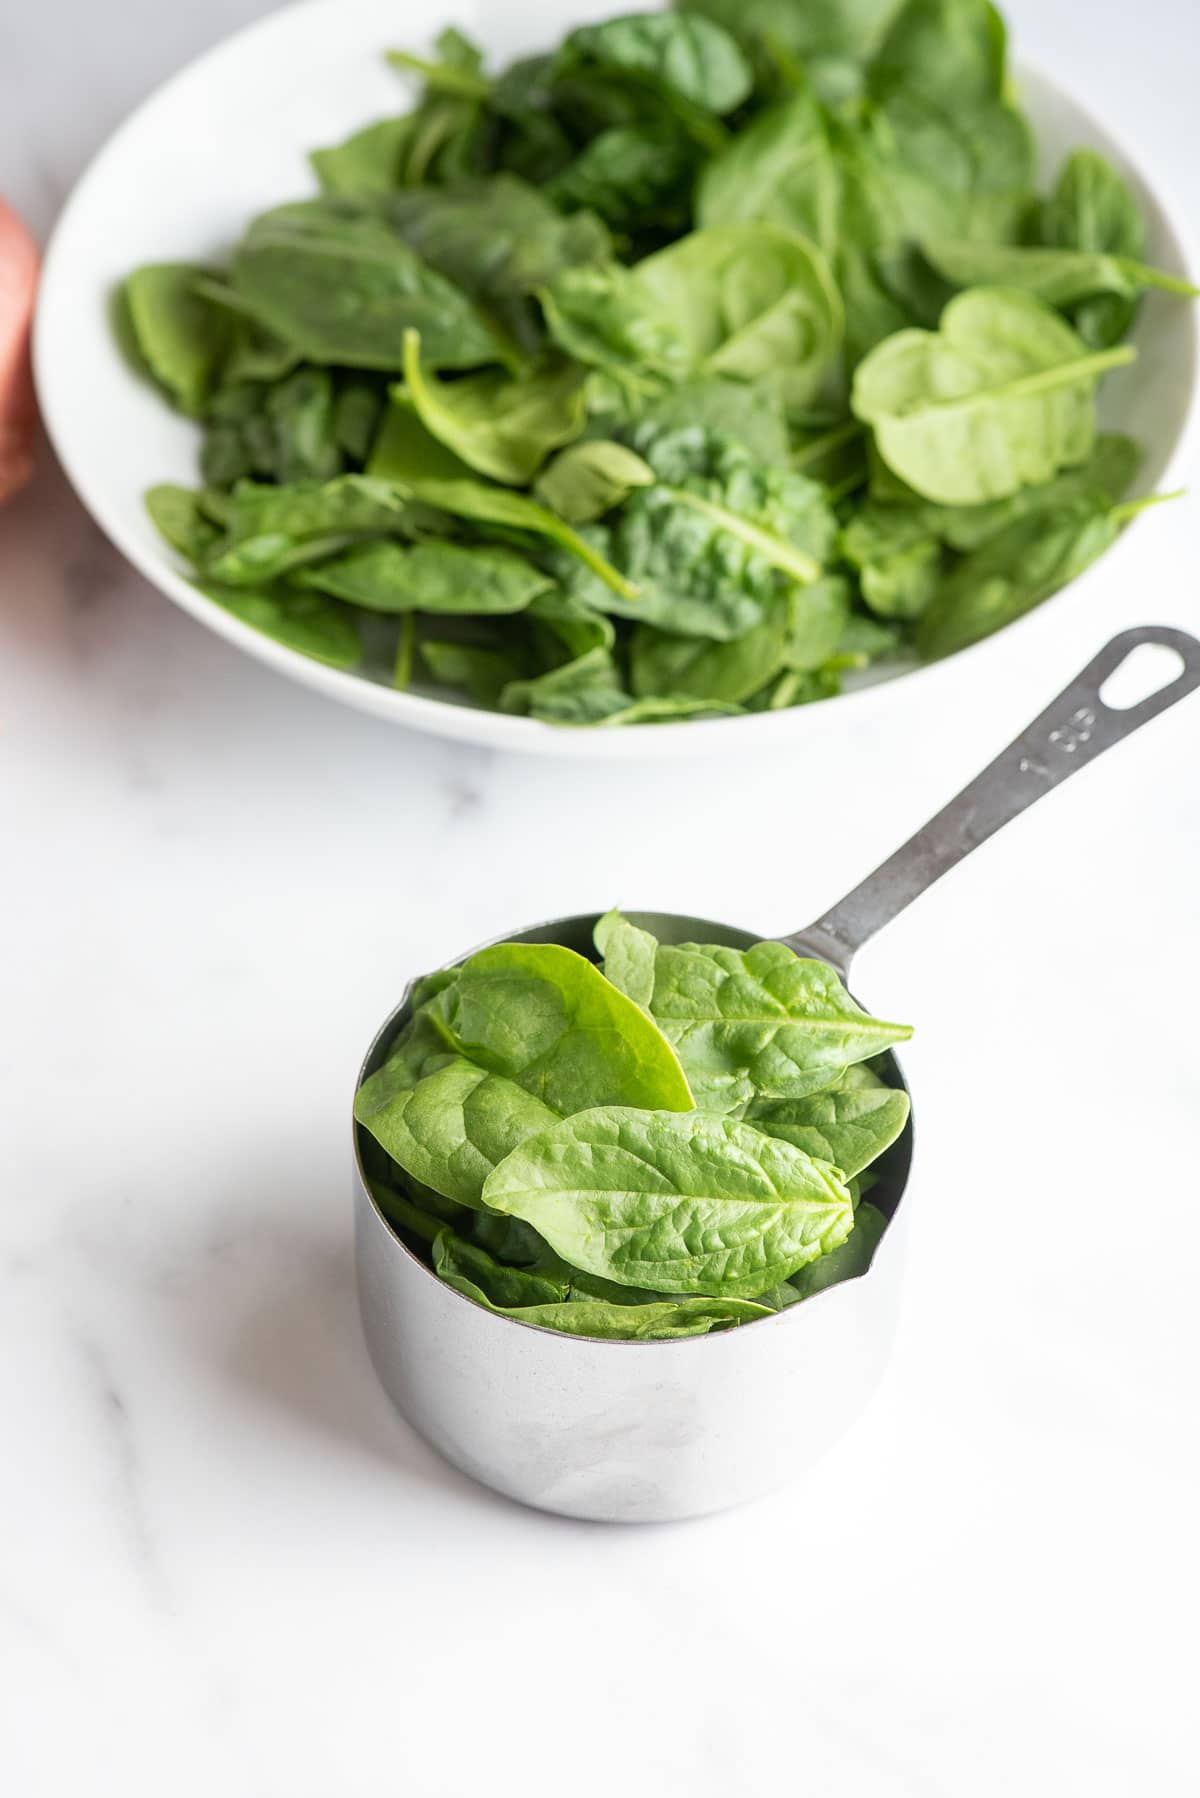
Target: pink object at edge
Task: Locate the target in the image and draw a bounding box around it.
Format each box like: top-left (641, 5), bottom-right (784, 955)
top-left (0, 198), bottom-right (40, 505)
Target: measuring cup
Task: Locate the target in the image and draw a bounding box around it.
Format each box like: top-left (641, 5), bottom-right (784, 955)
top-left (353, 627), bottom-right (1200, 1523)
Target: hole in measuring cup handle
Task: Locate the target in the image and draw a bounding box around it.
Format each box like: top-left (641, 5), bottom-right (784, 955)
top-left (1098, 641), bottom-right (1188, 711)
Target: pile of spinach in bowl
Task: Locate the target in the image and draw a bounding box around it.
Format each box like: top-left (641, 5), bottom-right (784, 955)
top-left (124, 0), bottom-right (1194, 723)
top-left (353, 914), bottom-right (913, 1339)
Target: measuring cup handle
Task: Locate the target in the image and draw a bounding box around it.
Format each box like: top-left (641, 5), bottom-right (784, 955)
top-left (786, 626), bottom-right (1200, 972)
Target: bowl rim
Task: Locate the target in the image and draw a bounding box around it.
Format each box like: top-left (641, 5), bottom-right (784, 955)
top-left (33, 0), bottom-right (1200, 755)
top-left (351, 908), bottom-right (915, 1350)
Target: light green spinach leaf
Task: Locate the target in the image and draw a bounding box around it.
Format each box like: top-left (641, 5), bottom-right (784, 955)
top-left (401, 329), bottom-right (586, 483)
top-left (851, 287), bottom-right (1136, 504)
top-left (483, 1105), bottom-right (853, 1297)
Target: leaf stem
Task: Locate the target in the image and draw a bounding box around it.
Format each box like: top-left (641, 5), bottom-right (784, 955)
top-left (371, 1184), bottom-right (446, 1244)
top-left (552, 525), bottom-right (641, 600)
top-left (386, 50), bottom-right (491, 100)
top-left (662, 486), bottom-right (821, 585)
top-left (791, 420), bottom-right (865, 472)
top-left (890, 343), bottom-right (1138, 421)
top-left (1110, 488), bottom-right (1185, 525)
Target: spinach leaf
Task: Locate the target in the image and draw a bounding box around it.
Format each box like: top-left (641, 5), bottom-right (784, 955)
top-left (528, 584), bottom-right (617, 658)
top-left (633, 377), bottom-right (789, 463)
top-left (555, 425), bottom-right (834, 642)
top-left (534, 440), bottom-right (656, 524)
top-left (630, 577), bottom-right (849, 704)
top-left (195, 475), bottom-right (412, 584)
top-left (915, 492), bottom-right (1148, 660)
top-left (355, 930), bottom-right (698, 1208)
top-left (401, 329), bottom-right (586, 484)
top-left (355, 1058), bottom-right (562, 1210)
top-left (464, 1209), bottom-right (553, 1269)
top-left (600, 923), bottom-right (912, 1109)
top-left (367, 1179), bottom-right (465, 1245)
top-left (746, 1080), bottom-right (911, 1178)
top-left (298, 540), bottom-right (552, 614)
top-left (851, 288), bottom-right (1136, 504)
top-left (263, 367), bottom-right (343, 483)
top-left (196, 580), bottom-right (361, 669)
top-left (841, 432), bottom-right (1141, 596)
top-left (419, 640), bottom-right (523, 705)
top-left (219, 474), bottom-right (410, 545)
top-left (392, 613), bottom-right (417, 689)
top-left (594, 909), bottom-right (657, 1010)
top-left (501, 648), bottom-right (739, 725)
top-left (482, 1106), bottom-right (853, 1297)
top-left (634, 223), bottom-right (843, 405)
top-left (310, 116), bottom-right (418, 197)
top-left (434, 1232), bottom-right (570, 1307)
top-left (333, 382), bottom-right (385, 464)
top-left (540, 262), bottom-right (691, 399)
top-left (563, 12), bottom-right (754, 116)
top-left (124, 264), bottom-right (230, 416)
top-left (427, 941), bottom-right (695, 1116)
top-left (499, 647), bottom-right (631, 722)
top-left (409, 478), bottom-right (640, 599)
top-left (787, 1200), bottom-right (889, 1300)
top-left (932, 431), bottom-right (1141, 550)
top-left (1034, 149), bottom-right (1145, 348)
top-left (681, 0), bottom-right (900, 64)
top-left (545, 123), bottom-right (696, 236)
top-left (387, 30), bottom-right (490, 101)
top-left (837, 611), bottom-right (904, 663)
top-left (228, 199), bottom-right (503, 370)
top-left (695, 88), bottom-right (839, 257)
top-left (386, 175), bottom-right (610, 353)
top-left (841, 507), bottom-right (945, 619)
top-left (433, 1231), bottom-right (773, 1336)
top-left (379, 30), bottom-right (493, 186)
top-left (868, 0), bottom-right (1006, 111)
top-left (922, 240), bottom-right (1196, 315)
top-left (145, 485), bottom-right (221, 563)
top-left (367, 395), bottom-right (478, 483)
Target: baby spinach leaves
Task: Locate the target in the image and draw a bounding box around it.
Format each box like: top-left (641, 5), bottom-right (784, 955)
top-left (127, 1), bottom-right (1191, 713)
top-left (356, 919), bottom-right (911, 1336)
top-left (384, 175), bottom-right (611, 355)
top-left (914, 490), bottom-right (1173, 660)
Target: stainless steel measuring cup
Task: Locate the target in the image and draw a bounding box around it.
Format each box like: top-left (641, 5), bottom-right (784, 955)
top-left (353, 627), bottom-right (1200, 1523)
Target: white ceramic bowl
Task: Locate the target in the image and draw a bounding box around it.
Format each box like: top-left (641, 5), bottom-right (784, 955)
top-left (35, 0), bottom-right (1200, 757)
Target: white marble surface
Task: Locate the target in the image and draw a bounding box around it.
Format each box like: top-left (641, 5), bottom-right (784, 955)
top-left (3, 2), bottom-right (1200, 1791)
